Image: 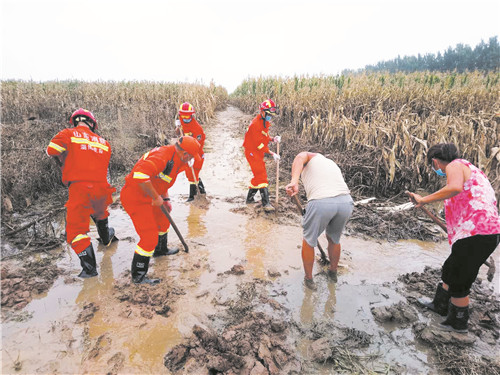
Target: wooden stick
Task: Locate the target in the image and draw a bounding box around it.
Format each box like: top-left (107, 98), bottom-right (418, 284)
top-left (275, 142), bottom-right (280, 205)
top-left (5, 208), bottom-right (65, 236)
top-left (160, 205), bottom-right (189, 253)
top-left (190, 165), bottom-right (201, 195)
top-left (405, 191), bottom-right (447, 232)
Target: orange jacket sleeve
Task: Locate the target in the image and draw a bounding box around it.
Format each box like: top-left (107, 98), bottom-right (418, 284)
top-left (128, 147), bottom-right (171, 184)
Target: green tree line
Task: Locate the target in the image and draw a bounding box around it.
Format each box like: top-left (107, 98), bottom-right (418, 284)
top-left (344, 36), bottom-right (499, 74)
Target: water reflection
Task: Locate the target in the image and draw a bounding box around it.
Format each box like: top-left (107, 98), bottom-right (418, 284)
top-left (299, 279), bottom-right (337, 325)
top-left (244, 217), bottom-right (271, 279)
top-left (187, 203), bottom-right (207, 238)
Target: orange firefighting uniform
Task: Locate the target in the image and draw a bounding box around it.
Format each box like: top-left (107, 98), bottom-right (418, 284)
top-left (179, 118), bottom-right (205, 184)
top-left (46, 125), bottom-right (114, 255)
top-left (242, 114), bottom-right (273, 189)
top-left (120, 145), bottom-right (188, 258)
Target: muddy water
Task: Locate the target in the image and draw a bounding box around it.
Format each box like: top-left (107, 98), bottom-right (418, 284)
top-left (2, 106), bottom-right (498, 374)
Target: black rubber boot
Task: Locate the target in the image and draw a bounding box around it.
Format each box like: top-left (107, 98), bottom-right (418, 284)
top-left (439, 302), bottom-right (469, 333)
top-left (131, 253), bottom-right (161, 285)
top-left (153, 233), bottom-right (180, 257)
top-left (259, 187), bottom-right (275, 212)
top-left (95, 218), bottom-right (117, 246)
top-left (77, 244), bottom-right (98, 278)
top-left (418, 282), bottom-right (450, 316)
top-left (246, 188), bottom-right (258, 204)
top-left (198, 178), bottom-right (206, 195)
top-left (187, 184), bottom-right (197, 202)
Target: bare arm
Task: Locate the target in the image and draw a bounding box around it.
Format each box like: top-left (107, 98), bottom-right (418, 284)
top-left (285, 152), bottom-right (317, 196)
top-left (410, 161), bottom-right (465, 207)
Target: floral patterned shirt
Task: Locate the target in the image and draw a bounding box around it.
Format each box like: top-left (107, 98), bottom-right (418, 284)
top-left (444, 159), bottom-right (500, 245)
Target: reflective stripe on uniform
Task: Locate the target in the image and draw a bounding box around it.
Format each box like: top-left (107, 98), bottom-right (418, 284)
top-left (158, 172), bottom-right (172, 183)
top-left (135, 245), bottom-right (153, 257)
top-left (133, 172), bottom-right (150, 180)
top-left (261, 131), bottom-right (268, 136)
top-left (70, 137), bottom-right (109, 151)
top-left (158, 229), bottom-right (170, 236)
top-left (71, 234), bottom-right (89, 244)
top-left (257, 143), bottom-right (264, 150)
top-left (250, 182), bottom-right (268, 189)
top-left (48, 142), bottom-right (66, 153)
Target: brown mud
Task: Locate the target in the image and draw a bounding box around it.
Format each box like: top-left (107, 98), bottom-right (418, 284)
top-left (1, 106), bottom-right (499, 374)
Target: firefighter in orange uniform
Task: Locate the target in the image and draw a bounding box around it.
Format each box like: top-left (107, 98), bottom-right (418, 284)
top-left (120, 136), bottom-right (201, 284)
top-left (175, 102), bottom-right (206, 201)
top-left (243, 99), bottom-right (281, 212)
top-left (46, 108), bottom-right (116, 278)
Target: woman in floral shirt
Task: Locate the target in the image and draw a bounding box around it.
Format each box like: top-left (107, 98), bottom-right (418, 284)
top-left (408, 143), bottom-right (500, 333)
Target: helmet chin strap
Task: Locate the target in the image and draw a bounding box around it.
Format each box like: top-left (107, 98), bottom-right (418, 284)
top-left (80, 119), bottom-right (96, 132)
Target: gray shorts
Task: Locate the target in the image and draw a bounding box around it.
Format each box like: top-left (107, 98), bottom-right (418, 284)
top-left (302, 195), bottom-right (354, 247)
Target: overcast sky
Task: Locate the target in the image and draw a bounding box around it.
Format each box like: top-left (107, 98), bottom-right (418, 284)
top-left (1, 0), bottom-right (499, 93)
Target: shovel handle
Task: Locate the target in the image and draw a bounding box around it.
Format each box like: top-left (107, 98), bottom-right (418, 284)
top-left (405, 191), bottom-right (447, 233)
top-left (190, 165), bottom-right (201, 195)
top-left (160, 205), bottom-right (189, 252)
top-left (291, 195), bottom-right (328, 262)
top-left (275, 142), bottom-right (280, 205)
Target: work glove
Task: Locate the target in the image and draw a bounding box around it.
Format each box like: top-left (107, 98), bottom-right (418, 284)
top-left (273, 135), bottom-right (281, 143)
top-left (175, 119), bottom-right (181, 128)
top-left (187, 158), bottom-right (195, 167)
top-left (272, 152), bottom-right (281, 161)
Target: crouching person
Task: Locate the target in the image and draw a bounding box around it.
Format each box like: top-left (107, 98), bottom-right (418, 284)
top-left (121, 136), bottom-right (201, 284)
top-left (285, 152), bottom-right (353, 290)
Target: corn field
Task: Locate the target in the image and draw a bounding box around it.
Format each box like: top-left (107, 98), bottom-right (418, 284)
top-left (1, 80), bottom-right (228, 209)
top-left (231, 72), bottom-right (500, 196)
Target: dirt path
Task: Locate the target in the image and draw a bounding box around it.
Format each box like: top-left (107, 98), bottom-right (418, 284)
top-left (1, 106), bottom-right (499, 374)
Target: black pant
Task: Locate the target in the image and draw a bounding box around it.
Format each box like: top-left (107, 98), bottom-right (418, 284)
top-left (442, 234), bottom-right (499, 298)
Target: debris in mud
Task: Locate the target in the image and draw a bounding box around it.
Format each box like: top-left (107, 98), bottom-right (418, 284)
top-left (229, 197), bottom-right (301, 226)
top-left (223, 264), bottom-right (245, 275)
top-left (164, 280), bottom-right (301, 375)
top-left (371, 301), bottom-right (419, 324)
top-left (1, 251), bottom-right (65, 320)
top-left (399, 266), bottom-right (500, 374)
top-left (112, 276), bottom-right (185, 318)
top-left (76, 302), bottom-right (99, 324)
top-left (346, 203), bottom-right (445, 242)
top-left (294, 320), bottom-right (395, 373)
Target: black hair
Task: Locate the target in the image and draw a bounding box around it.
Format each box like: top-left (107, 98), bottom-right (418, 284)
top-left (427, 143), bottom-right (460, 164)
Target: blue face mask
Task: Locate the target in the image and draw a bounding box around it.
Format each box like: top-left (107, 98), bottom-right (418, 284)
top-left (265, 115), bottom-right (272, 122)
top-left (182, 118), bottom-right (192, 123)
top-left (432, 167), bottom-right (446, 177)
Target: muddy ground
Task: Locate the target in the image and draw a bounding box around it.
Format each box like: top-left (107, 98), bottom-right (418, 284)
top-left (1, 106), bottom-right (499, 375)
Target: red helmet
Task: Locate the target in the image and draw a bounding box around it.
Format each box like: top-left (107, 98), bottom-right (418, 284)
top-left (179, 102), bottom-right (195, 115)
top-left (176, 136), bottom-right (201, 162)
top-left (179, 102), bottom-right (195, 123)
top-left (259, 99), bottom-right (277, 115)
top-left (69, 108), bottom-right (98, 129)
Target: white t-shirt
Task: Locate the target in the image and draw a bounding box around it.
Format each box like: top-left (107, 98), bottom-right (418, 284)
top-left (301, 154), bottom-right (350, 201)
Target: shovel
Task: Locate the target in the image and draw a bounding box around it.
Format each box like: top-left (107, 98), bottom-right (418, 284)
top-left (160, 205), bottom-right (189, 253)
top-left (190, 165), bottom-right (209, 206)
top-left (291, 195), bottom-right (329, 265)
